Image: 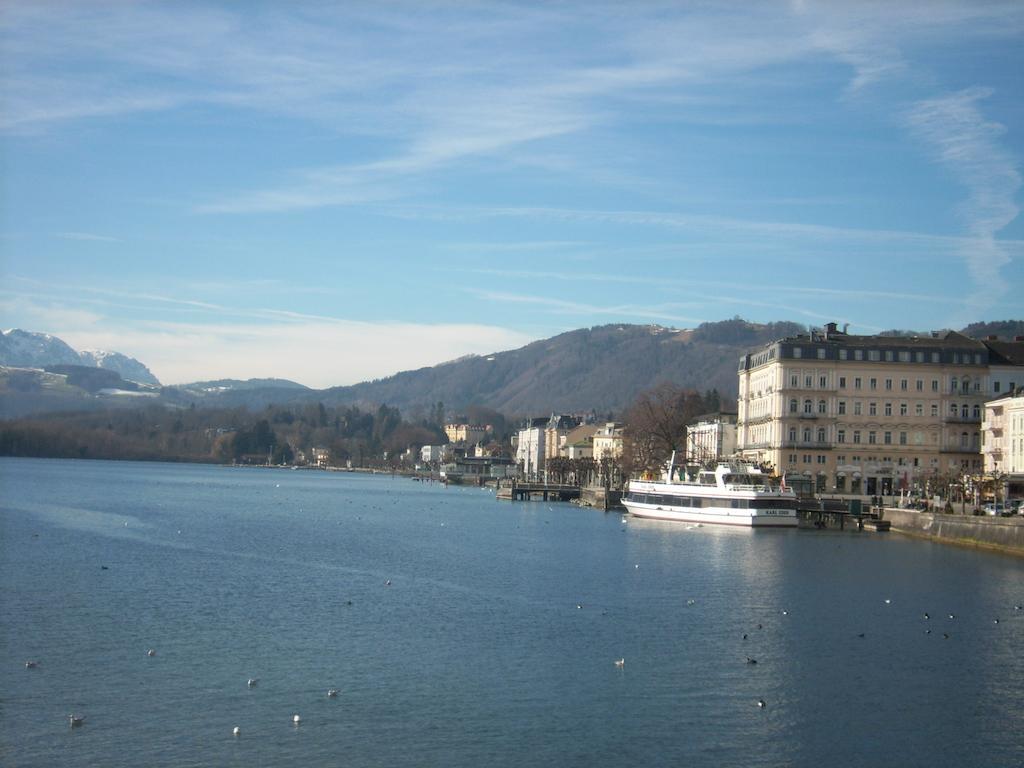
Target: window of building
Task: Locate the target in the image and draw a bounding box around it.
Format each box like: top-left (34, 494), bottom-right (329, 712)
top-left (972, 404), bottom-right (980, 419)
top-left (885, 351), bottom-right (894, 362)
top-left (790, 374), bottom-right (798, 387)
top-left (802, 427), bottom-right (811, 442)
top-left (916, 351), bottom-right (924, 363)
top-left (789, 454), bottom-right (797, 464)
top-left (995, 381), bottom-right (1001, 393)
top-left (819, 375), bottom-right (827, 388)
top-left (817, 455), bottom-right (826, 464)
top-left (868, 431), bottom-right (877, 444)
top-left (899, 432), bottom-right (907, 445)
top-left (817, 348), bottom-right (826, 360)
top-left (817, 428), bottom-right (826, 442)
top-left (789, 399), bottom-right (798, 413)
top-left (789, 427), bottom-right (797, 442)
top-left (884, 403), bottom-right (892, 416)
top-left (805, 375), bottom-right (813, 388)
top-left (960, 432), bottom-right (968, 448)
top-left (855, 377), bottom-right (862, 389)
top-left (869, 402), bottom-right (877, 416)
top-left (839, 376), bottom-right (846, 388)
top-left (915, 403), bottom-right (923, 416)
top-left (961, 404), bottom-right (969, 419)
top-left (885, 378), bottom-right (893, 391)
top-left (899, 351), bottom-right (910, 362)
top-left (870, 378), bottom-right (877, 390)
top-left (950, 403), bottom-right (958, 416)
top-left (838, 401), bottom-right (846, 415)
top-left (818, 399), bottom-right (827, 414)
top-left (854, 402), bottom-right (862, 415)
top-left (837, 430), bottom-right (846, 443)
top-left (931, 379), bottom-right (939, 392)
top-left (853, 431), bottom-right (861, 444)
top-left (803, 399), bottom-right (813, 414)
top-left (869, 350), bottom-right (880, 361)
top-left (931, 352), bottom-right (940, 363)
top-left (900, 402), bottom-right (908, 416)
top-left (884, 431), bottom-right (892, 445)
top-left (855, 350), bottom-right (864, 361)
top-left (916, 379), bottom-right (923, 391)
top-left (839, 350), bottom-right (848, 361)
top-left (930, 404), bottom-right (938, 417)
top-left (793, 347), bottom-right (802, 358)
top-left (951, 378), bottom-right (958, 392)
top-left (803, 454), bottom-right (812, 464)
top-left (900, 379), bottom-right (908, 390)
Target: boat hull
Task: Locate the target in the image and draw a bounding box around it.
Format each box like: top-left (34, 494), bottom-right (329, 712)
top-left (622, 499), bottom-right (797, 527)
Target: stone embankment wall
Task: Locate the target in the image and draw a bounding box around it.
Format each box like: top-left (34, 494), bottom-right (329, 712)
top-left (881, 508), bottom-right (1024, 556)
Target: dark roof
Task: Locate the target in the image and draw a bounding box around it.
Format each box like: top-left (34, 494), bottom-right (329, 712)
top-left (984, 340), bottom-right (1024, 366)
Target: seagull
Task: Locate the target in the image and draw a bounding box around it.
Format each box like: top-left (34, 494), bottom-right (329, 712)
top-left (857, 633), bottom-right (866, 639)
top-left (327, 689), bottom-right (339, 698)
top-left (993, 619), bottom-right (1000, 624)
top-left (385, 579), bottom-right (391, 586)
top-left (147, 649), bottom-right (157, 657)
top-left (923, 613), bottom-right (930, 620)
top-left (884, 599), bottom-right (891, 604)
top-left (948, 614), bottom-right (955, 620)
top-left (25, 661), bottom-right (38, 669)
top-left (576, 604), bottom-right (583, 610)
top-left (293, 714), bottom-right (301, 725)
top-left (247, 678), bottom-right (259, 687)
top-left (69, 714), bottom-right (85, 727)
top-left (614, 658), bottom-right (625, 667)
top-left (686, 599), bottom-right (696, 606)
top-left (943, 633), bottom-right (950, 639)
top-left (757, 699), bottom-right (766, 709)
top-left (233, 726), bottom-right (240, 736)
top-left (742, 634), bottom-right (748, 640)
top-left (745, 657), bottom-right (758, 665)
top-left (781, 610), bottom-right (788, 616)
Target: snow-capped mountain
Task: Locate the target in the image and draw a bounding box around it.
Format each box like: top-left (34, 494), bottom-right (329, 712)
top-left (78, 349), bottom-right (161, 386)
top-left (1, 329), bottom-right (160, 385)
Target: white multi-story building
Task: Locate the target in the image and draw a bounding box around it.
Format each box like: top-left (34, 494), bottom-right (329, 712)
top-left (515, 417), bottom-right (548, 479)
top-left (591, 422), bottom-right (624, 462)
top-left (687, 413), bottom-right (737, 463)
top-left (737, 323), bottom-right (1023, 496)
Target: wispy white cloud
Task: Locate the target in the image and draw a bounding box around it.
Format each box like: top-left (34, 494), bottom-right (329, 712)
top-left (55, 231), bottom-right (121, 242)
top-left (904, 87), bottom-right (1021, 312)
top-left (55, 318), bottom-right (533, 388)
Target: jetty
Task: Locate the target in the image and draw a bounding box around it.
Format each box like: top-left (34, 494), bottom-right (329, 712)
top-left (497, 481), bottom-right (581, 502)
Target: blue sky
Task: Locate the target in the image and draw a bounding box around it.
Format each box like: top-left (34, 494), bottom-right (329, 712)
top-left (2, 1), bottom-right (1022, 387)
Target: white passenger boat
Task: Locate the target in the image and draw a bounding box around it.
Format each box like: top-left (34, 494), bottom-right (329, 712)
top-left (622, 457), bottom-right (798, 527)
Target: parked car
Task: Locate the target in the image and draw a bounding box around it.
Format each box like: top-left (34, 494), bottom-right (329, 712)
top-left (982, 503), bottom-right (1006, 516)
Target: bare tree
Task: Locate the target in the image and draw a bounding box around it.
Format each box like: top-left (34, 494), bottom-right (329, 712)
top-left (623, 383), bottom-right (707, 476)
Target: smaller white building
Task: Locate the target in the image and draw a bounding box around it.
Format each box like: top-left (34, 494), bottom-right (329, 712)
top-left (421, 445), bottom-right (451, 464)
top-left (687, 413), bottom-right (737, 463)
top-left (983, 390), bottom-right (1024, 475)
top-left (591, 422), bottom-right (624, 462)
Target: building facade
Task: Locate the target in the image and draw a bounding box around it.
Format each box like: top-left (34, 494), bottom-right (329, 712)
top-left (515, 417), bottom-right (548, 479)
top-left (591, 422), bottom-right (624, 462)
top-left (687, 412), bottom-right (737, 463)
top-left (444, 423), bottom-right (488, 445)
top-left (736, 324), bottom-right (1015, 496)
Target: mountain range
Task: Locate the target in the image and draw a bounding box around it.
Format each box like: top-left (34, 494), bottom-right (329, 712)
top-left (1, 329), bottom-right (160, 385)
top-left (3, 319), bottom-right (1023, 420)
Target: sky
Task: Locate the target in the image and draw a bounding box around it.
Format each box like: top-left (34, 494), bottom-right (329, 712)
top-left (1, 1), bottom-right (1023, 388)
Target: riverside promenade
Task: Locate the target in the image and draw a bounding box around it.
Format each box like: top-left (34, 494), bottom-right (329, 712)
top-left (881, 507), bottom-right (1024, 556)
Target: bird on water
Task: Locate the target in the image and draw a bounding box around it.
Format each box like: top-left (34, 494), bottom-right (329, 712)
top-left (614, 658), bottom-right (625, 667)
top-left (69, 714), bottom-right (85, 727)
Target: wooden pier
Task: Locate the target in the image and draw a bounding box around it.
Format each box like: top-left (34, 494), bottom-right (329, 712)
top-left (496, 481), bottom-right (581, 502)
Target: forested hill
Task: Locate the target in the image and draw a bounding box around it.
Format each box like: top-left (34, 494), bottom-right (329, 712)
top-left (314, 320), bottom-right (806, 415)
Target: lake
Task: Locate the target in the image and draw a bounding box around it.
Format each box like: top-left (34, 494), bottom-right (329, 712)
top-left (1, 458), bottom-right (1022, 767)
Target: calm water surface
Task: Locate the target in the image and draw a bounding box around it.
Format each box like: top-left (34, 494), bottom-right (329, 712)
top-left (1, 458), bottom-right (1022, 767)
